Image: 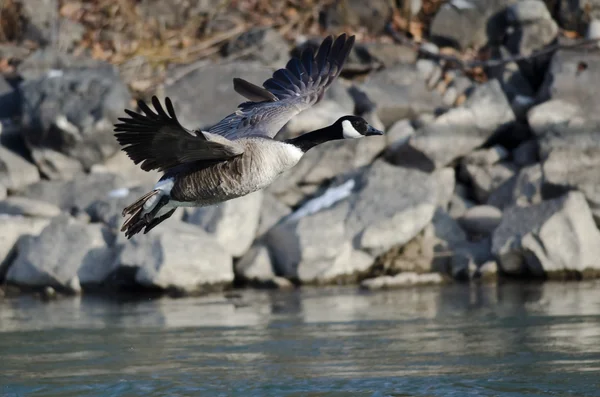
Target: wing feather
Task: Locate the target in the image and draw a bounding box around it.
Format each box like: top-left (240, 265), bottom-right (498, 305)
top-left (114, 96), bottom-right (243, 172)
top-left (208, 33), bottom-right (356, 140)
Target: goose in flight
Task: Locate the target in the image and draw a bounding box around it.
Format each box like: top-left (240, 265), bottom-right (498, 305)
top-left (114, 33), bottom-right (384, 239)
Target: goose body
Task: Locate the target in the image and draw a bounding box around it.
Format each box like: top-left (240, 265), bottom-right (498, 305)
top-left (114, 33), bottom-right (384, 238)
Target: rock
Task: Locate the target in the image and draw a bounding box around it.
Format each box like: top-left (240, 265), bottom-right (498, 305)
top-left (266, 161), bottom-right (437, 283)
top-left (492, 191), bottom-right (600, 277)
top-left (505, 0), bottom-right (558, 56)
top-left (511, 95), bottom-right (537, 120)
top-left (17, 47), bottom-right (115, 80)
top-left (0, 76), bottom-right (19, 120)
top-left (0, 145), bottom-right (40, 192)
top-left (56, 17), bottom-right (86, 53)
top-left (6, 215), bottom-right (116, 292)
top-left (458, 205), bottom-right (503, 236)
top-left (19, 0), bottom-right (59, 46)
top-left (29, 148), bottom-right (84, 180)
top-left (0, 197), bottom-right (61, 218)
top-left (234, 243), bottom-right (276, 284)
top-left (527, 100), bottom-right (600, 223)
top-left (433, 167), bottom-right (456, 210)
top-left (91, 150), bottom-right (160, 189)
top-left (345, 161), bottom-right (438, 255)
top-left (283, 101), bottom-right (349, 138)
top-left (448, 192), bottom-right (476, 218)
top-left (115, 222), bottom-right (233, 292)
top-left (360, 272), bottom-right (444, 290)
top-left (409, 80), bottom-right (515, 168)
top-left (222, 27), bottom-right (289, 67)
top-left (512, 139), bottom-right (539, 166)
top-left (164, 62), bottom-right (272, 129)
top-left (462, 161), bottom-right (518, 203)
top-left (0, 216), bottom-right (50, 279)
top-left (527, 99), bottom-right (580, 135)
top-left (487, 163), bottom-right (543, 209)
top-left (19, 55), bottom-right (131, 173)
top-left (450, 237), bottom-right (494, 279)
top-left (537, 49), bottom-right (600, 115)
top-left (256, 193), bottom-right (291, 236)
top-left (359, 64), bottom-right (445, 127)
top-left (429, 0), bottom-right (515, 50)
top-left (473, 260), bottom-right (498, 280)
top-left (360, 42), bottom-right (418, 68)
top-left (586, 19), bottom-right (600, 44)
top-left (320, 0), bottom-right (393, 34)
top-left (185, 191), bottom-right (263, 257)
top-left (20, 172), bottom-right (127, 214)
top-left (426, 208), bottom-right (470, 274)
top-left (464, 145), bottom-right (509, 166)
top-left (556, 0), bottom-right (600, 34)
top-left (386, 119), bottom-right (416, 149)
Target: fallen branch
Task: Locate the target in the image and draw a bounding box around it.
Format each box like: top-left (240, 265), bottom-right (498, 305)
top-left (385, 22), bottom-right (600, 70)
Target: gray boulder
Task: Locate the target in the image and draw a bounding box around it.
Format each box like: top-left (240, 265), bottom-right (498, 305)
top-left (459, 161), bottom-right (518, 203)
top-left (20, 172), bottom-right (127, 214)
top-left (0, 197), bottom-right (61, 218)
top-left (320, 0), bottom-right (393, 34)
top-left (487, 163), bottom-right (543, 209)
top-left (19, 53), bottom-right (131, 175)
top-left (17, 48), bottom-right (115, 81)
top-left (359, 64), bottom-right (444, 127)
top-left (256, 193), bottom-right (291, 236)
top-left (458, 205), bottom-right (503, 236)
top-left (19, 0), bottom-right (59, 46)
top-left (505, 0), bottom-right (558, 56)
top-left (234, 242), bottom-right (278, 285)
top-left (222, 27), bottom-right (290, 67)
top-left (409, 80), bottom-right (515, 168)
top-left (266, 160), bottom-right (437, 283)
top-left (537, 49), bottom-right (600, 115)
top-left (0, 145), bottom-right (40, 192)
top-left (527, 99), bottom-right (600, 222)
top-left (0, 216), bottom-right (51, 279)
top-left (91, 150), bottom-right (161, 188)
top-left (6, 215), bottom-right (116, 292)
top-left (185, 191), bottom-right (263, 258)
top-left (165, 62), bottom-right (272, 129)
top-left (115, 222), bottom-right (233, 292)
top-left (429, 0), bottom-right (516, 50)
top-left (492, 191), bottom-right (600, 277)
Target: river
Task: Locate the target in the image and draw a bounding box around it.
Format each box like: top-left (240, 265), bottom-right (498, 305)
top-left (2, 282), bottom-right (600, 396)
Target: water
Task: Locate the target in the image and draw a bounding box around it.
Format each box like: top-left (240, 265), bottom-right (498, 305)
top-left (2, 282), bottom-right (600, 396)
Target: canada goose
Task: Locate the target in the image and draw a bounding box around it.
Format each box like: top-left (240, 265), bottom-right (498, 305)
top-left (114, 33), bottom-right (384, 239)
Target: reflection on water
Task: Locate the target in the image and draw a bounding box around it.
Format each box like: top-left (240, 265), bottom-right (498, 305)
top-left (2, 282), bottom-right (600, 396)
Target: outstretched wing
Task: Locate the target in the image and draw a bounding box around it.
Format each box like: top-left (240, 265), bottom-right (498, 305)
top-left (208, 33), bottom-right (356, 140)
top-left (114, 96), bottom-right (244, 172)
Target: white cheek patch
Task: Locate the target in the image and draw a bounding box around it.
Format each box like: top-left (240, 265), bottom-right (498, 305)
top-left (342, 120), bottom-right (364, 139)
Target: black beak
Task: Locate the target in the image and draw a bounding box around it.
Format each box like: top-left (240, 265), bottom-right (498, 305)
top-left (366, 125), bottom-right (384, 136)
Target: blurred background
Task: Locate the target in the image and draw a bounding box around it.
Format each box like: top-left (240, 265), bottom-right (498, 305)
top-left (1, 0), bottom-right (600, 395)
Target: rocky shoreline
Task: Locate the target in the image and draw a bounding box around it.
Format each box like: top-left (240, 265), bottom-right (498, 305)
top-left (2, 0), bottom-right (600, 298)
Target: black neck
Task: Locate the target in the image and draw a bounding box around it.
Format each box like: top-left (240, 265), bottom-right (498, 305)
top-left (284, 125), bottom-right (340, 152)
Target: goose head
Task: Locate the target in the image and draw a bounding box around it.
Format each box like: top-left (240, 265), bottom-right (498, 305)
top-left (285, 115), bottom-right (385, 152)
top-left (335, 115), bottom-right (384, 139)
